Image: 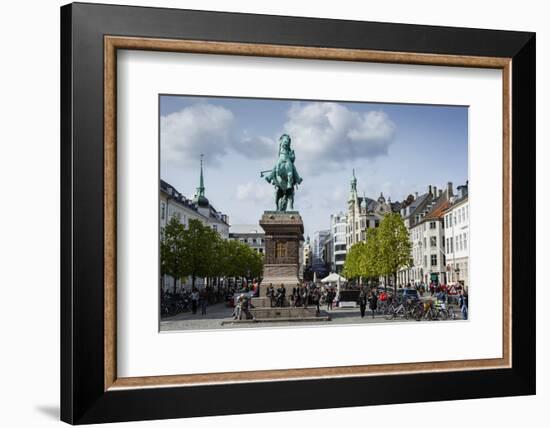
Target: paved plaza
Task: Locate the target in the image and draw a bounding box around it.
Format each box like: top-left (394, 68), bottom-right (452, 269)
top-left (159, 302), bottom-right (455, 332)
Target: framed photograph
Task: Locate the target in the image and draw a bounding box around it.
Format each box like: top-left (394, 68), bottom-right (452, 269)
top-left (61, 2), bottom-right (535, 424)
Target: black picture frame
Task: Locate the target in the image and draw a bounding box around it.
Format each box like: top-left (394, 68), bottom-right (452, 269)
top-left (61, 2), bottom-right (535, 424)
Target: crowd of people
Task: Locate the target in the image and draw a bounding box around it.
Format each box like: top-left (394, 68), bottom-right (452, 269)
top-left (163, 279), bottom-right (469, 322)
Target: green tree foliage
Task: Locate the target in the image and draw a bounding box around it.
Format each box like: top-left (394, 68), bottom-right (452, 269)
top-left (342, 229), bottom-right (382, 284)
top-left (160, 215), bottom-right (188, 293)
top-left (363, 228), bottom-right (382, 279)
top-left (342, 214), bottom-right (410, 291)
top-left (160, 217), bottom-right (264, 289)
top-left (182, 219), bottom-right (220, 288)
top-left (342, 241), bottom-right (364, 280)
top-left (377, 213), bottom-right (412, 293)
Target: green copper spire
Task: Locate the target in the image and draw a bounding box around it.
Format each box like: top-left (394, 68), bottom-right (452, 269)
top-left (349, 169), bottom-right (358, 201)
top-left (198, 154), bottom-right (205, 195)
top-left (194, 154), bottom-right (209, 207)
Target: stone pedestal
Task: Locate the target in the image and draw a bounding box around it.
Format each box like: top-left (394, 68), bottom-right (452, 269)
top-left (259, 211), bottom-right (304, 297)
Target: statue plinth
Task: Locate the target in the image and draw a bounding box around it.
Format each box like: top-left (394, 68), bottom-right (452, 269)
top-left (259, 211), bottom-right (304, 296)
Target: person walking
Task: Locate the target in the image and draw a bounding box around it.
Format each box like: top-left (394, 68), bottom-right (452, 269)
top-left (266, 283), bottom-right (274, 307)
top-left (358, 288), bottom-right (367, 318)
top-left (326, 289), bottom-right (334, 311)
top-left (191, 288), bottom-right (199, 314)
top-left (200, 288), bottom-right (208, 315)
top-left (313, 288), bottom-right (321, 316)
top-left (277, 284), bottom-right (286, 307)
top-left (459, 290), bottom-right (468, 320)
top-left (368, 291), bottom-right (378, 319)
top-left (301, 286), bottom-right (309, 309)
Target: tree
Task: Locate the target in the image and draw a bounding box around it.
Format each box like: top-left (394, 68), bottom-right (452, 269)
top-left (221, 240), bottom-right (263, 281)
top-left (362, 228), bottom-right (382, 283)
top-left (182, 219), bottom-right (220, 289)
top-left (160, 215), bottom-right (188, 294)
top-left (343, 229), bottom-right (382, 286)
top-left (342, 241), bottom-right (362, 280)
top-left (161, 216), bottom-right (265, 293)
top-left (377, 213), bottom-right (412, 293)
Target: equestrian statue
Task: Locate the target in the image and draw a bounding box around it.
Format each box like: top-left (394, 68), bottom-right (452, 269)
top-left (260, 134), bottom-right (303, 211)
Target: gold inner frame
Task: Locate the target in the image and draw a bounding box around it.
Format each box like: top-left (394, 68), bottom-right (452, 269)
top-left (104, 35), bottom-right (512, 391)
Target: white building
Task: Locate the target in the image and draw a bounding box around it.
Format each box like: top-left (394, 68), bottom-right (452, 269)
top-left (228, 224), bottom-right (265, 255)
top-left (407, 183), bottom-right (453, 286)
top-left (443, 182), bottom-right (469, 288)
top-left (346, 169), bottom-right (398, 248)
top-left (160, 157), bottom-right (230, 293)
top-left (330, 212), bottom-right (347, 273)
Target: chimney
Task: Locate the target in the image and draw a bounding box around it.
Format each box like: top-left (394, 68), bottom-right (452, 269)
top-left (433, 186), bottom-right (438, 197)
top-left (447, 182), bottom-right (453, 197)
top-left (414, 192), bottom-right (418, 199)
top-left (438, 189), bottom-right (442, 197)
top-left (428, 185), bottom-right (432, 195)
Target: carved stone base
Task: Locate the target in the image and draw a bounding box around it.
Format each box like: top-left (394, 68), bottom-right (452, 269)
top-left (259, 211), bottom-right (304, 297)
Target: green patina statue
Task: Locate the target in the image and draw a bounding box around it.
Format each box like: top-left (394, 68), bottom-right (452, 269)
top-left (260, 134), bottom-right (303, 211)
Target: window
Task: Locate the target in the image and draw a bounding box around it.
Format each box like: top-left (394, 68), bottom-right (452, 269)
top-left (430, 221), bottom-right (436, 230)
top-left (431, 254), bottom-right (437, 266)
top-left (446, 238), bottom-right (449, 253)
top-left (445, 216), bottom-right (449, 228)
top-left (375, 220), bottom-right (380, 228)
top-left (212, 224), bottom-right (218, 232)
top-left (423, 255), bottom-right (427, 268)
top-left (252, 238), bottom-right (257, 244)
top-left (423, 237), bottom-right (426, 248)
top-left (276, 242), bottom-right (287, 258)
top-left (430, 236), bottom-right (437, 247)
top-left (464, 233), bottom-right (468, 250)
top-left (160, 202), bottom-right (166, 220)
top-left (450, 237), bottom-right (454, 253)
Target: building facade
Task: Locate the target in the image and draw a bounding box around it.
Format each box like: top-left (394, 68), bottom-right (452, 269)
top-left (160, 157), bottom-right (229, 293)
top-left (330, 212), bottom-right (347, 273)
top-left (312, 229), bottom-right (330, 275)
top-left (443, 182), bottom-right (469, 289)
top-left (407, 183), bottom-right (453, 286)
top-left (228, 225), bottom-right (265, 255)
top-left (346, 170), bottom-right (397, 249)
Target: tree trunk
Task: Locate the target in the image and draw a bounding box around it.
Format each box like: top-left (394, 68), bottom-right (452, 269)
top-left (192, 274), bottom-right (196, 290)
top-left (173, 276), bottom-right (177, 295)
top-left (393, 273), bottom-right (397, 295)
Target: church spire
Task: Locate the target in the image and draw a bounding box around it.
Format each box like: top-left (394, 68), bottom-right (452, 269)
top-left (197, 154), bottom-right (205, 197)
top-left (194, 154), bottom-right (209, 207)
top-left (349, 169), bottom-right (358, 201)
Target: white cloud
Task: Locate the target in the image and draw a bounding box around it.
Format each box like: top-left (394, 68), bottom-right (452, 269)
top-left (161, 101), bottom-right (396, 175)
top-left (235, 181), bottom-right (274, 206)
top-left (283, 102), bottom-right (396, 174)
top-left (161, 103), bottom-right (234, 166)
top-left (233, 133), bottom-right (276, 159)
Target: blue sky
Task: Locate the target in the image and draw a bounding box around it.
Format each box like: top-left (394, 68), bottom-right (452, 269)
top-left (160, 95), bottom-right (468, 237)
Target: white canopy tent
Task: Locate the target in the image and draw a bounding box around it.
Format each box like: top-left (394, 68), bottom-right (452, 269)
top-left (320, 272), bottom-right (347, 285)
